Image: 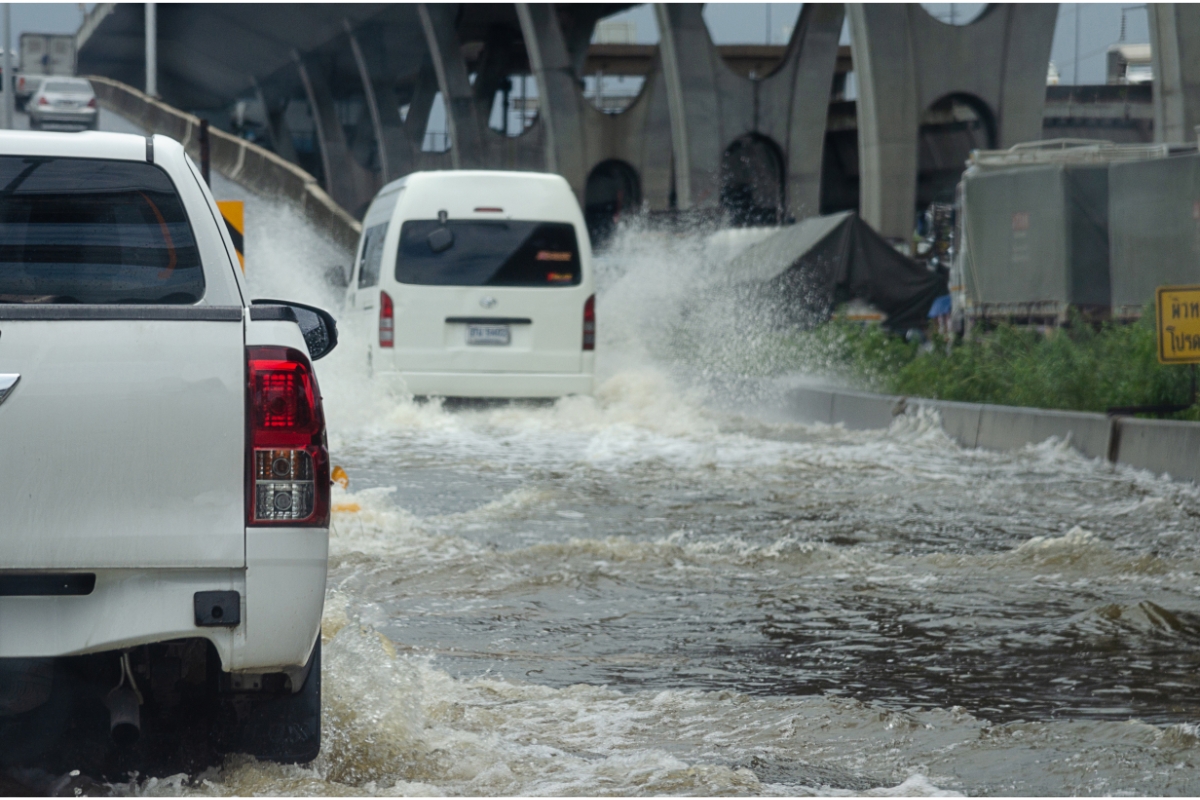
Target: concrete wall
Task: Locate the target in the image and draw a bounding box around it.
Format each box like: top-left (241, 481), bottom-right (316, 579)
top-left (784, 385), bottom-right (1200, 483)
top-left (89, 75), bottom-right (362, 255)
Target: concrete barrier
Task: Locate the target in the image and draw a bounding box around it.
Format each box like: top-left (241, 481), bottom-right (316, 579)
top-left (830, 389), bottom-right (907, 430)
top-left (1112, 417), bottom-right (1200, 483)
top-left (87, 76), bottom-right (361, 255)
top-left (785, 386), bottom-right (835, 425)
top-left (783, 385), bottom-right (1200, 485)
top-left (914, 398), bottom-right (982, 448)
top-left (972, 404), bottom-right (1113, 461)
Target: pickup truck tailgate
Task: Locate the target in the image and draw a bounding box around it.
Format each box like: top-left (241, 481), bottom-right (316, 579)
top-left (0, 311), bottom-right (245, 568)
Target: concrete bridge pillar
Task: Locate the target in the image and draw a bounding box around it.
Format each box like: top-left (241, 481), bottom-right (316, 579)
top-left (849, 3), bottom-right (1058, 243)
top-left (418, 3), bottom-right (486, 169)
top-left (759, 3), bottom-right (845, 220)
top-left (654, 3), bottom-right (723, 209)
top-left (293, 52), bottom-right (377, 216)
top-left (515, 3), bottom-right (588, 190)
top-left (344, 23), bottom-right (395, 184)
top-left (649, 3), bottom-right (841, 218)
top-left (1150, 3), bottom-right (1200, 143)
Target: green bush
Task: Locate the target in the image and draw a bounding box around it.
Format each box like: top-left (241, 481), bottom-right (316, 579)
top-left (786, 310), bottom-right (1200, 419)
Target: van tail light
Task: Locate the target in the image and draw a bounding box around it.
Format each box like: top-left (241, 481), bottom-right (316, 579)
top-left (87, 97), bottom-right (96, 108)
top-left (379, 290), bottom-right (394, 348)
top-left (37, 96), bottom-right (48, 106)
top-left (246, 346), bottom-right (329, 527)
top-left (583, 294), bottom-right (596, 351)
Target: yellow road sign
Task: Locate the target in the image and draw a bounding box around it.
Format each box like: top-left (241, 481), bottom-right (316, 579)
top-left (216, 200), bottom-right (244, 272)
top-left (1156, 284), bottom-right (1200, 363)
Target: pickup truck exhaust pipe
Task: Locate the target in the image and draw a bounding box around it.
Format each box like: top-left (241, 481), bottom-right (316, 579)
top-left (106, 686), bottom-right (141, 745)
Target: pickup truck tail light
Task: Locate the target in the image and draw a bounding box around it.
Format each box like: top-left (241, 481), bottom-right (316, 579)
top-left (246, 346), bottom-right (329, 527)
top-left (379, 290), bottom-right (394, 348)
top-left (583, 294), bottom-right (596, 351)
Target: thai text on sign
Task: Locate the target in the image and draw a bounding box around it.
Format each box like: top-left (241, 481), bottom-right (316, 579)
top-left (1156, 285), bottom-right (1200, 363)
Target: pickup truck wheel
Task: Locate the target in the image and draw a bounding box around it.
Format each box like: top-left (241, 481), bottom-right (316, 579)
top-left (235, 640), bottom-right (321, 764)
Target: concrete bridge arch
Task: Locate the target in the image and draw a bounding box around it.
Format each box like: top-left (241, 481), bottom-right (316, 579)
top-left (849, 2), bottom-right (1058, 244)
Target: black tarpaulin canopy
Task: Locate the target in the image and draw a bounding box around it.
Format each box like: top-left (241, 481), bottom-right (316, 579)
top-left (727, 211), bottom-right (948, 330)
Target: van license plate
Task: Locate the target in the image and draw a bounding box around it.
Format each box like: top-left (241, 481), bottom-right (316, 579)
top-left (467, 324), bottom-right (511, 346)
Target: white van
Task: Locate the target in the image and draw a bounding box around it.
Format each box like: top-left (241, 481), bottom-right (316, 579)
top-left (346, 171), bottom-right (595, 398)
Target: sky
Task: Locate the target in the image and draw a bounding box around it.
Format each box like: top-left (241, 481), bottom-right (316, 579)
top-left (5, 2), bottom-right (1154, 90)
top-left (4, 3), bottom-right (85, 45)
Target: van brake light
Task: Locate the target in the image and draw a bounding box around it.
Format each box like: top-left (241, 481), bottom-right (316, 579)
top-left (246, 346), bottom-right (329, 527)
top-left (583, 294), bottom-right (595, 351)
top-left (379, 290), bottom-right (394, 348)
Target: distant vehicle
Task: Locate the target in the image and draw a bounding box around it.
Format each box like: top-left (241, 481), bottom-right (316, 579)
top-left (15, 33), bottom-right (77, 109)
top-left (27, 77), bottom-right (97, 130)
top-left (0, 130), bottom-right (336, 767)
top-left (347, 170), bottom-right (596, 399)
top-left (1107, 43), bottom-right (1152, 85)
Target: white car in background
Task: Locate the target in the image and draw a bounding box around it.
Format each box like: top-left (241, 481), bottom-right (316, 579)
top-left (27, 77), bottom-right (98, 130)
top-left (346, 170), bottom-right (596, 398)
top-left (0, 130), bottom-right (335, 771)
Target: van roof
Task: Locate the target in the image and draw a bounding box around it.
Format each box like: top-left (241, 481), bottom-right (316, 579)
top-left (378, 170), bottom-right (583, 226)
top-left (378, 170), bottom-right (571, 195)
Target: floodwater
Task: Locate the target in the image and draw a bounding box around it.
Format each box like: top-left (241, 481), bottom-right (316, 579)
top-left (94, 110), bottom-right (1200, 794)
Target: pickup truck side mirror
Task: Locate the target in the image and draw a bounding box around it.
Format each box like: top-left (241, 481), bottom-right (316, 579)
top-left (251, 299), bottom-right (339, 361)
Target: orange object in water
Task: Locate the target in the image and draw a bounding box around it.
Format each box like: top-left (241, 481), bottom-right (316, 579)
top-left (331, 465), bottom-right (349, 489)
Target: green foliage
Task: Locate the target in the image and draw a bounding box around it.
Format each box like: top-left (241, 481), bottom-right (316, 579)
top-left (786, 309), bottom-right (1200, 419)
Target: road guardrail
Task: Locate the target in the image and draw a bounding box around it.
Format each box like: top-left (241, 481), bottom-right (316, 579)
top-left (785, 385), bottom-right (1200, 483)
top-left (87, 75), bottom-right (361, 255)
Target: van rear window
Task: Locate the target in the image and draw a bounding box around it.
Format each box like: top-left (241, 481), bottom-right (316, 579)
top-left (395, 220), bottom-right (581, 287)
top-left (0, 156), bottom-right (204, 304)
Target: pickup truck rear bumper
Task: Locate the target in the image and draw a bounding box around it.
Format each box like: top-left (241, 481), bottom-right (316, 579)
top-left (0, 528), bottom-right (327, 673)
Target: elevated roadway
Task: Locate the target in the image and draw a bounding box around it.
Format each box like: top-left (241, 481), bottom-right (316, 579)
top-left (76, 3), bottom-right (1150, 241)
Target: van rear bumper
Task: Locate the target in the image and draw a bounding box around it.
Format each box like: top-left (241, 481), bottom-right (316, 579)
top-left (394, 370), bottom-right (595, 398)
top-left (0, 528), bottom-right (327, 673)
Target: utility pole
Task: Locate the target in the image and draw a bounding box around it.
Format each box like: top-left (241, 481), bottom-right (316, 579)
top-left (145, 2), bottom-right (157, 97)
top-left (2, 4), bottom-right (13, 130)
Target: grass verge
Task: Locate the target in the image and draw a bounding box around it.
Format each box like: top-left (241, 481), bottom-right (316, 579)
top-left (786, 311), bottom-right (1200, 420)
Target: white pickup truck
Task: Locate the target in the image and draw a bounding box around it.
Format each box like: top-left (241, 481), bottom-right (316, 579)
top-left (0, 130), bottom-right (335, 772)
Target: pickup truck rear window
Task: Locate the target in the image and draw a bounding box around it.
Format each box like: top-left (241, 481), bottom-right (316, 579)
top-left (395, 220), bottom-right (581, 287)
top-left (0, 156), bottom-right (204, 304)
